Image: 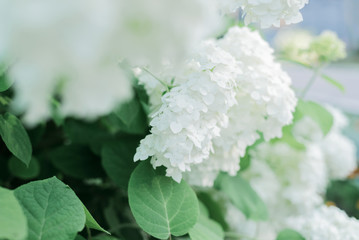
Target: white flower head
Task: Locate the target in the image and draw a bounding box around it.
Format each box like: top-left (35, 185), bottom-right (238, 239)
top-left (136, 26), bottom-right (296, 186)
top-left (286, 205), bottom-right (359, 240)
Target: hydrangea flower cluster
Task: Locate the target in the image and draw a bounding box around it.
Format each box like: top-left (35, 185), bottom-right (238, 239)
top-left (219, 0), bottom-right (309, 28)
top-left (286, 206), bottom-right (359, 240)
top-left (135, 26), bottom-right (296, 186)
top-left (235, 106), bottom-right (358, 238)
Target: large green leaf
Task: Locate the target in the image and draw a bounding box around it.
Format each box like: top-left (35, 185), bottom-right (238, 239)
top-left (14, 177), bottom-right (86, 240)
top-left (83, 204), bottom-right (110, 235)
top-left (197, 192), bottom-right (229, 231)
top-left (128, 162), bottom-right (199, 239)
top-left (114, 97), bottom-right (148, 135)
top-left (0, 187), bottom-right (27, 240)
top-left (8, 156), bottom-right (40, 180)
top-left (0, 113), bottom-right (32, 166)
top-left (188, 215), bottom-right (224, 240)
top-left (276, 229), bottom-right (305, 240)
top-left (294, 100), bottom-right (334, 135)
top-left (48, 144), bottom-right (105, 179)
top-left (219, 174), bottom-right (268, 221)
top-left (101, 138), bottom-right (140, 189)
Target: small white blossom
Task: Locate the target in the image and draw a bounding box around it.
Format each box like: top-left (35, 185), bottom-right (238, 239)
top-left (219, 0), bottom-right (309, 28)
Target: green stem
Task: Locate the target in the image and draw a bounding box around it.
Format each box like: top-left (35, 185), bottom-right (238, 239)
top-left (300, 66), bottom-right (322, 99)
top-left (142, 67), bottom-right (169, 91)
top-left (86, 226), bottom-right (92, 240)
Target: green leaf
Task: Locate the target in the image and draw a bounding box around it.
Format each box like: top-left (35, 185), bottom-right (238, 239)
top-left (114, 97), bottom-right (148, 135)
top-left (0, 187), bottom-right (27, 240)
top-left (83, 204), bottom-right (110, 235)
top-left (197, 192), bottom-right (229, 231)
top-left (8, 156), bottom-right (40, 180)
top-left (295, 100), bottom-right (334, 135)
top-left (0, 72), bottom-right (14, 92)
top-left (272, 125), bottom-right (306, 151)
top-left (14, 177), bottom-right (86, 240)
top-left (128, 162), bottom-right (199, 239)
top-left (239, 152), bottom-right (251, 171)
top-left (48, 144), bottom-right (105, 179)
top-left (74, 235), bottom-right (87, 240)
top-left (0, 113), bottom-right (32, 166)
top-left (101, 137), bottom-right (140, 189)
top-left (276, 229), bottom-right (305, 240)
top-left (219, 174), bottom-right (268, 221)
top-left (188, 215), bottom-right (224, 240)
top-left (321, 74), bottom-right (345, 93)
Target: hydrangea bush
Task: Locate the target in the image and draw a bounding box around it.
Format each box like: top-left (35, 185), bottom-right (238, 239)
top-left (0, 1), bottom-right (358, 240)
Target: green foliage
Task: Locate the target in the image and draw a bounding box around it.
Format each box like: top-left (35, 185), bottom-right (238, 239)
top-left (326, 179), bottom-right (359, 219)
top-left (218, 173), bottom-right (268, 221)
top-left (275, 125), bottom-right (306, 150)
top-left (0, 187), bottom-right (27, 240)
top-left (83, 204), bottom-right (110, 234)
top-left (276, 229), bottom-right (305, 240)
top-left (188, 215), bottom-right (224, 240)
top-left (294, 100), bottom-right (334, 136)
top-left (8, 156), bottom-right (40, 180)
top-left (128, 162), bottom-right (199, 239)
top-left (0, 75), bottom-right (13, 92)
top-left (101, 138), bottom-right (139, 189)
top-left (13, 177), bottom-right (86, 240)
top-left (0, 112), bottom-right (32, 166)
top-left (197, 191), bottom-right (229, 231)
top-left (113, 96), bottom-right (148, 135)
top-left (48, 144), bottom-right (105, 179)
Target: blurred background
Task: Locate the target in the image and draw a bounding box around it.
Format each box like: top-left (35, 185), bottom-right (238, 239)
top-left (259, 0), bottom-right (359, 219)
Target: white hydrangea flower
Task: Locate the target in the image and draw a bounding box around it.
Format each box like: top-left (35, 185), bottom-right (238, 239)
top-left (286, 205), bottom-right (359, 240)
top-left (248, 142), bottom-right (328, 216)
top-left (321, 132), bottom-right (357, 180)
top-left (274, 29), bottom-right (317, 65)
top-left (0, 0), bottom-right (221, 125)
top-left (135, 40), bottom-right (241, 183)
top-left (320, 106), bottom-right (357, 180)
top-left (219, 0), bottom-right (309, 28)
top-left (136, 26), bottom-right (296, 185)
top-left (225, 202), bottom-right (277, 240)
top-left (293, 106), bottom-right (357, 180)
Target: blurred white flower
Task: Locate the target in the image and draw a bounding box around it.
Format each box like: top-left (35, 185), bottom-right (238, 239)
top-left (219, 0), bottom-right (309, 28)
top-left (320, 106), bottom-right (357, 180)
top-left (248, 142), bottom-right (327, 218)
top-left (274, 29), bottom-right (317, 65)
top-left (0, 0), bottom-right (221, 125)
top-left (239, 105), bottom-right (357, 237)
top-left (274, 29), bottom-right (346, 65)
top-left (136, 26), bottom-right (296, 186)
top-left (225, 202), bottom-right (277, 240)
top-left (286, 205), bottom-right (359, 240)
